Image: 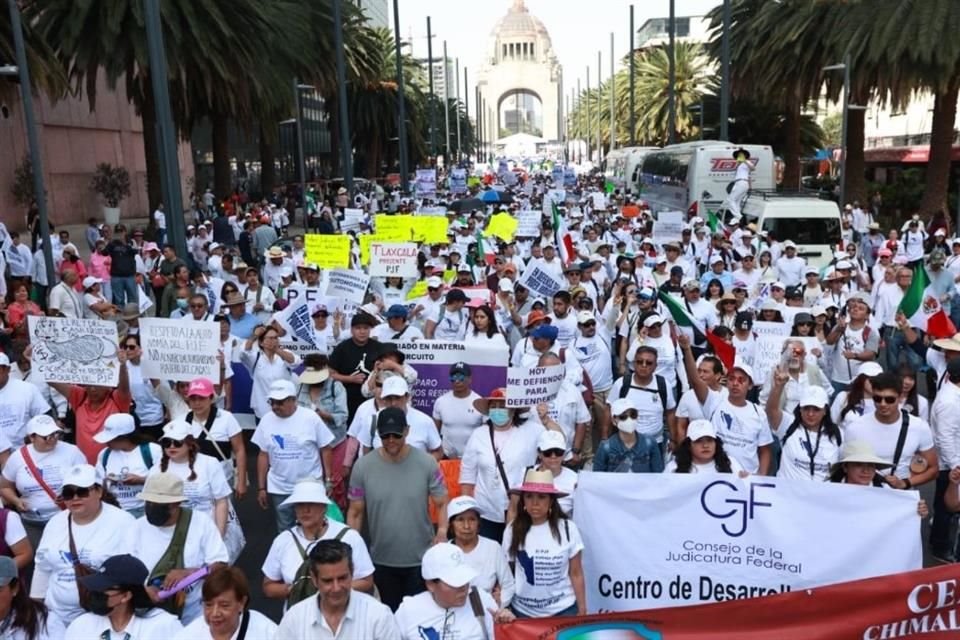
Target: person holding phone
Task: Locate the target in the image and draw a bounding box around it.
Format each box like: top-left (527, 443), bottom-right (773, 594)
top-left (825, 293), bottom-right (879, 395)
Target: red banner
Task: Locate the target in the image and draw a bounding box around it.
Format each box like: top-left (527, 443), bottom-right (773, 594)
top-left (496, 564), bottom-right (960, 640)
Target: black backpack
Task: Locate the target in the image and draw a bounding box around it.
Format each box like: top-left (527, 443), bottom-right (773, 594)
top-left (287, 527), bottom-right (350, 607)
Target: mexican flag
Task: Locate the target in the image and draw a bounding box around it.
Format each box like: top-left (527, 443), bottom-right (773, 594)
top-left (551, 202), bottom-right (576, 266)
top-left (658, 290), bottom-right (707, 344)
top-left (707, 209), bottom-right (721, 233)
top-left (897, 266), bottom-right (956, 338)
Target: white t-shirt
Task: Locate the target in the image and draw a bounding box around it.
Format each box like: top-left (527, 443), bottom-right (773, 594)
top-left (676, 387), bottom-right (728, 423)
top-left (2, 443), bottom-right (86, 518)
top-left (845, 411), bottom-right (935, 478)
top-left (0, 379), bottom-right (49, 443)
top-left (174, 609), bottom-right (277, 640)
top-left (777, 425), bottom-right (842, 481)
top-left (432, 391), bottom-right (484, 458)
top-left (349, 403), bottom-right (441, 453)
top-left (395, 589), bottom-right (497, 640)
top-left (461, 537), bottom-right (515, 608)
top-left (150, 454), bottom-right (231, 515)
top-left (607, 375), bottom-right (676, 442)
top-left (133, 510), bottom-right (229, 625)
top-left (185, 409), bottom-right (242, 446)
top-left (31, 505), bottom-right (137, 630)
top-left (65, 609), bottom-right (183, 640)
top-left (427, 305), bottom-right (469, 340)
top-left (251, 407), bottom-right (335, 494)
top-left (96, 443), bottom-right (163, 513)
top-left (710, 400), bottom-right (774, 473)
top-left (664, 457), bottom-right (745, 475)
top-left (240, 347), bottom-right (300, 418)
top-left (503, 519), bottom-right (584, 618)
top-left (262, 520), bottom-right (375, 586)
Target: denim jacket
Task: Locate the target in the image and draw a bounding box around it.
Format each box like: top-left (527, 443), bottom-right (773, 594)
top-left (594, 432), bottom-right (664, 473)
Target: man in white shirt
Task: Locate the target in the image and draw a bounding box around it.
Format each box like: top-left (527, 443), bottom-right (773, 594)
top-left (775, 241), bottom-right (806, 287)
top-left (371, 305), bottom-right (424, 343)
top-left (47, 269), bottom-right (83, 318)
top-left (0, 351), bottom-right (50, 443)
top-left (276, 539), bottom-right (400, 640)
top-left (4, 231), bottom-right (32, 290)
top-left (825, 292), bottom-right (880, 392)
top-left (424, 289), bottom-right (469, 341)
top-left (570, 310), bottom-right (613, 442)
top-left (153, 203), bottom-right (167, 247)
top-left (930, 358), bottom-right (960, 561)
top-left (710, 362), bottom-right (774, 474)
top-left (360, 377), bottom-right (441, 457)
top-left (902, 219), bottom-right (928, 265)
top-left (547, 291), bottom-right (578, 348)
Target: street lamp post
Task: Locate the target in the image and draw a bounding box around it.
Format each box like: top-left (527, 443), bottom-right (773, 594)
top-left (392, 0), bottom-right (409, 193)
top-left (824, 54), bottom-right (865, 208)
top-left (609, 33), bottom-right (615, 153)
top-left (426, 17), bottom-right (436, 158)
top-left (668, 0), bottom-right (676, 145)
top-left (629, 4), bottom-right (635, 146)
top-left (292, 80), bottom-right (307, 209)
top-left (455, 58), bottom-right (462, 164)
top-left (585, 67), bottom-right (591, 164)
top-left (333, 0), bottom-right (352, 192)
top-left (443, 41), bottom-right (451, 161)
top-left (720, 0), bottom-right (731, 141)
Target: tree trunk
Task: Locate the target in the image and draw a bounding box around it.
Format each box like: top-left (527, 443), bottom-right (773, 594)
top-left (844, 92), bottom-right (868, 206)
top-left (140, 81), bottom-right (162, 213)
top-left (782, 101), bottom-right (802, 190)
top-left (258, 121), bottom-right (276, 196)
top-left (328, 97), bottom-right (341, 178)
top-left (920, 80), bottom-right (960, 216)
top-left (211, 112), bottom-right (231, 198)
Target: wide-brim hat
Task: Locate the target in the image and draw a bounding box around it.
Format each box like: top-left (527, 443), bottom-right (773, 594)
top-left (831, 440), bottom-right (892, 473)
top-left (279, 480), bottom-right (332, 508)
top-left (222, 292), bottom-right (246, 307)
top-left (297, 367), bottom-right (330, 385)
top-left (473, 387), bottom-right (508, 415)
top-left (715, 292), bottom-right (738, 309)
top-left (933, 333), bottom-right (960, 352)
top-left (733, 147), bottom-right (751, 160)
top-left (509, 468), bottom-right (569, 497)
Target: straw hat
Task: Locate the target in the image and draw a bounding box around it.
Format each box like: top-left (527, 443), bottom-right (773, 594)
top-left (830, 440), bottom-right (892, 473)
top-left (298, 366), bottom-right (330, 385)
top-left (509, 468), bottom-right (569, 497)
top-left (715, 292), bottom-right (738, 309)
top-left (472, 387), bottom-right (508, 415)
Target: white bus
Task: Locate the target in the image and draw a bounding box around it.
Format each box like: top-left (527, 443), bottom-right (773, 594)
top-left (603, 146), bottom-right (659, 193)
top-left (640, 141), bottom-right (775, 218)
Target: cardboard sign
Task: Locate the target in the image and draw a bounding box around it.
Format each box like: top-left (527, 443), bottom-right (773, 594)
top-left (411, 217), bottom-right (449, 244)
top-left (374, 214), bottom-right (414, 242)
top-left (518, 264), bottom-right (566, 298)
top-left (304, 235), bottom-right (350, 269)
top-left (515, 211), bottom-right (541, 238)
top-left (28, 317), bottom-right (120, 386)
top-left (369, 242), bottom-right (419, 279)
top-left (485, 212), bottom-right (519, 242)
top-left (415, 169), bottom-right (437, 198)
top-left (450, 168), bottom-right (467, 194)
top-left (139, 318), bottom-right (220, 383)
top-left (325, 269), bottom-right (370, 305)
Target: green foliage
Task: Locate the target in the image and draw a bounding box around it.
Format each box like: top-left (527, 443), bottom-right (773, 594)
top-left (90, 163), bottom-right (131, 208)
top-left (11, 156), bottom-right (35, 207)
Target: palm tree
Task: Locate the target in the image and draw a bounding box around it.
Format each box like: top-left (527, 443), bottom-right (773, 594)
top-left (631, 42), bottom-right (709, 145)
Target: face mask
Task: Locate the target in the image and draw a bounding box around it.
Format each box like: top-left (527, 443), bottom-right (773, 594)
top-left (175, 298), bottom-right (188, 310)
top-left (144, 502), bottom-right (172, 526)
top-left (488, 408), bottom-right (511, 426)
top-left (618, 418), bottom-right (638, 434)
top-left (85, 590), bottom-right (113, 616)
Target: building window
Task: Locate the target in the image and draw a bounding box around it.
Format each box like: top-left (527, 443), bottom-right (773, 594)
top-left (530, 43), bottom-right (535, 59)
top-left (502, 44), bottom-right (507, 60)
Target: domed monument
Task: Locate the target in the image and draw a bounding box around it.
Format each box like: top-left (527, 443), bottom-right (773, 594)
top-left (477, 0), bottom-right (563, 144)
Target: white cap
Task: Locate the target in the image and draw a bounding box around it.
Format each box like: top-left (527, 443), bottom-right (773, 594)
top-left (498, 278), bottom-right (514, 293)
top-left (686, 419), bottom-right (717, 441)
top-left (783, 240), bottom-right (797, 249)
top-left (0, 353), bottom-right (9, 367)
top-left (655, 254), bottom-right (668, 265)
top-left (421, 543), bottom-right (478, 587)
top-left (447, 495), bottom-right (481, 520)
top-left (26, 415), bottom-right (61, 437)
top-left (82, 276), bottom-right (102, 290)
top-left (63, 464), bottom-right (101, 489)
top-left (93, 414), bottom-right (135, 443)
top-left (208, 242), bottom-right (221, 252)
top-left (811, 305), bottom-right (828, 317)
top-left (162, 419), bottom-right (196, 441)
top-left (426, 276), bottom-right (444, 288)
top-left (576, 310), bottom-right (595, 325)
top-left (710, 255), bottom-right (725, 265)
top-left (771, 281), bottom-right (786, 290)
top-left (836, 260), bottom-right (853, 270)
top-left (799, 386), bottom-right (830, 410)
top-left (610, 397), bottom-right (636, 417)
top-left (537, 430), bottom-right (566, 451)
top-left (804, 267), bottom-right (820, 276)
top-left (381, 376), bottom-right (409, 398)
top-left (858, 362), bottom-right (884, 378)
top-left (267, 380), bottom-right (297, 401)
top-left (279, 480), bottom-right (332, 508)
top-left (731, 360), bottom-right (755, 382)
top-left (643, 314), bottom-right (665, 328)
top-left (936, 228), bottom-right (947, 236)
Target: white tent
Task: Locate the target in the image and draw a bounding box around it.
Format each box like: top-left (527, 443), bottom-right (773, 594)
top-left (495, 132), bottom-right (546, 158)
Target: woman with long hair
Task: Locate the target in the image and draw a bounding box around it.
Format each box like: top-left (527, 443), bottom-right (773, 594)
top-left (664, 420), bottom-right (744, 475)
top-left (830, 362), bottom-right (884, 431)
top-left (508, 431), bottom-right (577, 519)
top-left (897, 365), bottom-right (928, 421)
top-left (716, 292), bottom-right (739, 329)
top-left (757, 248), bottom-right (778, 284)
top-left (465, 304), bottom-right (507, 348)
top-left (703, 278), bottom-right (725, 303)
top-left (182, 378), bottom-right (247, 500)
top-left (94, 414), bottom-right (163, 519)
top-left (4, 283), bottom-right (41, 350)
top-left (446, 496), bottom-right (514, 608)
top-left (503, 470), bottom-right (586, 619)
top-left (770, 386), bottom-right (842, 481)
top-left (0, 556), bottom-right (49, 639)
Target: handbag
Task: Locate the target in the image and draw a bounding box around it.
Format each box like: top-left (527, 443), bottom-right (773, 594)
top-left (68, 516), bottom-right (97, 610)
top-left (224, 501), bottom-right (246, 564)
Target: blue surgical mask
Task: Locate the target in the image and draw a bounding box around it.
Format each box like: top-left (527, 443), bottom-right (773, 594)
top-left (176, 298), bottom-right (188, 310)
top-left (488, 408), bottom-right (511, 426)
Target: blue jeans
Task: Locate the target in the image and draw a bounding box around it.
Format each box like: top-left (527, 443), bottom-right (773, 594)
top-left (156, 228), bottom-right (166, 248)
top-left (269, 492), bottom-right (295, 533)
top-left (884, 326), bottom-right (924, 373)
top-left (111, 276), bottom-right (138, 307)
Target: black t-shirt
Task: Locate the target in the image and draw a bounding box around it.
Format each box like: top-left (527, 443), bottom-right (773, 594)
top-left (329, 337), bottom-right (380, 421)
top-left (108, 240), bottom-right (137, 276)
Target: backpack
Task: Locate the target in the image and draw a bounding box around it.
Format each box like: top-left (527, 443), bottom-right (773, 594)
top-left (287, 527), bottom-right (350, 607)
top-left (619, 373), bottom-right (668, 409)
top-left (102, 443), bottom-right (154, 470)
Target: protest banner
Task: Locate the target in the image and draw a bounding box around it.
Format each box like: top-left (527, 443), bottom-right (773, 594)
top-left (417, 206), bottom-right (448, 217)
top-left (374, 214), bottom-right (413, 241)
top-left (406, 280), bottom-right (428, 301)
top-left (752, 320), bottom-right (791, 338)
top-left (415, 168), bottom-right (437, 198)
top-left (592, 192), bottom-right (607, 210)
top-left (139, 318), bottom-right (220, 383)
top-left (505, 363), bottom-right (565, 408)
top-left (551, 165), bottom-right (564, 184)
top-left (325, 269), bottom-right (370, 305)
top-left (341, 208), bottom-right (365, 232)
top-left (496, 563), bottom-right (960, 640)
top-left (274, 297), bottom-right (321, 358)
top-left (28, 316), bottom-right (120, 386)
top-left (449, 168), bottom-right (467, 194)
top-left (283, 284), bottom-right (325, 306)
top-left (304, 235), bottom-right (350, 269)
top-left (515, 211), bottom-right (541, 238)
top-left (459, 286), bottom-right (493, 306)
top-left (411, 216), bottom-right (449, 244)
top-left (518, 264), bottom-right (566, 298)
top-left (622, 204), bottom-right (641, 218)
top-left (752, 335), bottom-right (821, 388)
top-left (485, 212), bottom-right (519, 241)
top-left (394, 340), bottom-right (507, 414)
top-left (563, 166), bottom-right (577, 187)
top-left (653, 210), bottom-right (685, 245)
top-left (369, 242), bottom-right (419, 279)
top-left (572, 473), bottom-right (920, 614)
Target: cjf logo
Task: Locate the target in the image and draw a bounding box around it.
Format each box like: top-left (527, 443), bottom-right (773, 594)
top-left (700, 480), bottom-right (774, 537)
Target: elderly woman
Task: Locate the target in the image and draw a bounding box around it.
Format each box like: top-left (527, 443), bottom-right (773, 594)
top-left (173, 567), bottom-right (277, 640)
top-left (30, 464), bottom-right (137, 636)
top-left (502, 469), bottom-right (586, 619)
top-left (296, 355), bottom-right (349, 508)
top-left (240, 324), bottom-right (299, 421)
top-left (261, 480), bottom-right (373, 608)
top-left (446, 495), bottom-right (514, 607)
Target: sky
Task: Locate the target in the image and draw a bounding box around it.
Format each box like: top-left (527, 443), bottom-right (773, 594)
top-left (393, 0), bottom-right (722, 106)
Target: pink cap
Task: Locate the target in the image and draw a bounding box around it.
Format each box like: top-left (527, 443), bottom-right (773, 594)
top-left (877, 248), bottom-right (892, 257)
top-left (186, 378), bottom-right (215, 398)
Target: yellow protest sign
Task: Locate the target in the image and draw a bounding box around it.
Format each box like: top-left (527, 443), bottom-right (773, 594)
top-left (304, 235), bottom-right (350, 269)
top-left (467, 176), bottom-right (481, 188)
top-left (443, 269), bottom-right (457, 283)
top-left (412, 217), bottom-right (450, 244)
top-left (374, 214), bottom-right (414, 241)
top-left (406, 280), bottom-right (428, 301)
top-left (360, 234), bottom-right (386, 265)
top-left (484, 212), bottom-right (518, 241)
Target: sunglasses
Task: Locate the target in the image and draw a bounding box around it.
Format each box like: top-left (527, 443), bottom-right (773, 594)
top-left (160, 438), bottom-right (186, 448)
top-left (60, 486), bottom-right (92, 501)
top-left (450, 373), bottom-right (468, 382)
top-left (797, 322), bottom-right (814, 327)
top-left (617, 410), bottom-right (639, 420)
top-left (380, 433), bottom-right (404, 441)
top-left (635, 360), bottom-right (656, 367)
top-left (872, 395), bottom-right (899, 405)
top-left (124, 344), bottom-right (138, 350)
top-left (580, 321), bottom-right (596, 328)
top-left (541, 448), bottom-right (565, 457)
top-left (34, 432), bottom-right (59, 442)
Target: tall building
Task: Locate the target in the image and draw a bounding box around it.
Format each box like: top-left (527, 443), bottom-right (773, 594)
top-left (353, 0), bottom-right (389, 29)
top-left (417, 57), bottom-right (456, 101)
top-left (635, 15), bottom-right (712, 50)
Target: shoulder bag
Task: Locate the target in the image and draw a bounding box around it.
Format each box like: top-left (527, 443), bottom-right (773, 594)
top-left (68, 515), bottom-right (97, 610)
top-left (21, 446), bottom-right (65, 511)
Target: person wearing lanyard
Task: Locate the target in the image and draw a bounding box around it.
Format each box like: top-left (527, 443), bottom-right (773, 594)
top-left (767, 385), bottom-right (842, 481)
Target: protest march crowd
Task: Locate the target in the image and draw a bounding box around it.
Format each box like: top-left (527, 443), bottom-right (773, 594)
top-left (0, 158), bottom-right (957, 639)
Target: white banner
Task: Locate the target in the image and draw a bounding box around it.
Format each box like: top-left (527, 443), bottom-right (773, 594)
top-left (575, 473), bottom-right (922, 612)
top-left (415, 169), bottom-right (437, 198)
top-left (653, 210), bottom-right (685, 246)
top-left (139, 318), bottom-right (220, 383)
top-left (518, 264), bottom-right (566, 298)
top-left (28, 316), bottom-right (120, 386)
top-left (516, 211), bottom-right (541, 238)
top-left (342, 208), bottom-right (365, 233)
top-left (592, 192), bottom-right (607, 210)
top-left (449, 169), bottom-right (467, 194)
top-left (369, 242), bottom-right (419, 279)
top-left (325, 269), bottom-right (370, 305)
top-left (505, 363), bottom-right (565, 408)
top-left (752, 320), bottom-right (791, 339)
top-left (275, 297), bottom-right (321, 357)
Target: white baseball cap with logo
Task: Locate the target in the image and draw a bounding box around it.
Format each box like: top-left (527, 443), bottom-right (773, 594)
top-left (421, 543), bottom-right (478, 587)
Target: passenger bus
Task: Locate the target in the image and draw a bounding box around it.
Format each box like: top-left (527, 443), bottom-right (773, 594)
top-left (603, 146), bottom-right (659, 193)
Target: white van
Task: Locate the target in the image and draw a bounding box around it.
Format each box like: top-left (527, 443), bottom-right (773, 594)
top-left (741, 193), bottom-right (842, 268)
top-left (640, 141), bottom-right (775, 219)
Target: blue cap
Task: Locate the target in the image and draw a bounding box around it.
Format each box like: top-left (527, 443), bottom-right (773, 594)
top-left (386, 304), bottom-right (408, 320)
top-left (530, 324), bottom-right (559, 341)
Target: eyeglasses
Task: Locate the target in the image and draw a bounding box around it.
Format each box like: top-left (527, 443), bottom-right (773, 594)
top-left (160, 438), bottom-right (186, 448)
top-left (124, 344), bottom-right (138, 350)
top-left (617, 410), bottom-right (639, 420)
top-left (635, 360), bottom-right (656, 367)
top-left (541, 448), bottom-right (565, 457)
top-left (580, 321), bottom-right (596, 328)
top-left (872, 395), bottom-right (899, 405)
top-left (60, 486), bottom-right (92, 501)
top-left (380, 433), bottom-right (404, 441)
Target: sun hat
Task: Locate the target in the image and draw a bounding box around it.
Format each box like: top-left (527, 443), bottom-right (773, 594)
top-left (537, 430), bottom-right (566, 452)
top-left (25, 415), bottom-right (61, 437)
top-left (715, 292), bottom-right (738, 309)
top-left (187, 377), bottom-right (215, 398)
top-left (509, 469), bottom-right (569, 497)
top-left (525, 309), bottom-right (551, 328)
top-left (473, 387), bottom-right (508, 415)
top-left (120, 303), bottom-right (141, 320)
top-left (136, 472), bottom-right (187, 504)
top-left (264, 246), bottom-right (284, 259)
top-left (447, 495), bottom-right (481, 520)
top-left (279, 480), bottom-right (332, 508)
top-left (298, 365), bottom-right (330, 385)
top-left (93, 414), bottom-right (135, 444)
top-left (222, 292), bottom-right (246, 307)
top-left (831, 440), bottom-right (892, 473)
top-left (933, 333), bottom-right (960, 352)
top-left (686, 419), bottom-right (718, 442)
top-left (79, 555), bottom-right (149, 593)
top-left (421, 543), bottom-right (478, 588)
top-left (267, 380), bottom-right (297, 401)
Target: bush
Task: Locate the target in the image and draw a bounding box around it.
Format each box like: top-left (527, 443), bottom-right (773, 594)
top-left (90, 163), bottom-right (131, 208)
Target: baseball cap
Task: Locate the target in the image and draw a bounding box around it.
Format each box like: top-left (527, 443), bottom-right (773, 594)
top-left (187, 377), bottom-right (215, 398)
top-left (804, 267), bottom-right (820, 276)
top-left (450, 362), bottom-right (472, 376)
top-left (447, 496), bottom-right (481, 520)
top-left (771, 281), bottom-right (786, 290)
top-left (609, 397), bottom-right (636, 417)
top-left (530, 324), bottom-right (559, 341)
top-left (63, 464), bottom-right (101, 489)
top-left (94, 414), bottom-right (135, 443)
top-left (643, 314), bottom-right (665, 328)
top-left (686, 419), bottom-right (717, 441)
top-left (858, 362), bottom-right (884, 378)
top-left (681, 279), bottom-right (701, 291)
top-left (79, 555), bottom-right (149, 592)
top-left (576, 310), bottom-right (595, 325)
top-left (267, 380), bottom-right (297, 401)
top-left (421, 543), bottom-right (477, 588)
top-left (136, 472), bottom-right (186, 504)
top-left (162, 419), bottom-right (195, 441)
top-left (446, 289), bottom-right (468, 304)
top-left (376, 407), bottom-right (408, 436)
top-left (82, 276), bottom-right (102, 290)
top-left (735, 311), bottom-right (753, 329)
top-left (638, 287), bottom-right (657, 299)
top-left (731, 361), bottom-right (755, 382)
top-left (537, 429), bottom-right (567, 452)
top-left (498, 278), bottom-right (514, 293)
top-left (799, 386), bottom-right (830, 410)
top-left (783, 240), bottom-right (797, 249)
top-left (381, 376), bottom-right (409, 398)
top-left (386, 304), bottom-right (408, 320)
top-left (426, 276), bottom-right (444, 289)
top-left (351, 312), bottom-right (379, 327)
top-left (26, 415), bottom-right (60, 437)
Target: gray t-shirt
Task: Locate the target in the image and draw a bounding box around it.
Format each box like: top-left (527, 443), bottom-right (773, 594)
top-left (348, 448), bottom-right (446, 567)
